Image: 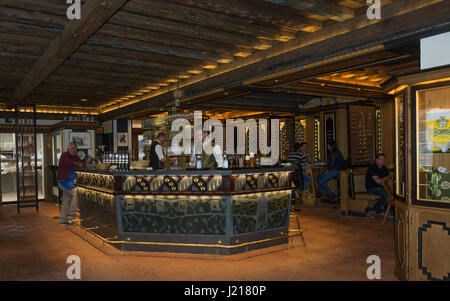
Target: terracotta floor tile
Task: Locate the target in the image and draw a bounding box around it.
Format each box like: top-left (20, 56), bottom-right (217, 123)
top-left (0, 202), bottom-right (397, 281)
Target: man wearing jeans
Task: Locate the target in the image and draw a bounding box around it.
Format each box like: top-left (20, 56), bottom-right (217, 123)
top-left (57, 142), bottom-right (85, 225)
top-left (317, 141), bottom-right (344, 201)
top-left (366, 153), bottom-right (390, 219)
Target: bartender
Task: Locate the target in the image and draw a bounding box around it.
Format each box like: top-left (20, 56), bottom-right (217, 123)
top-left (149, 132), bottom-right (177, 170)
top-left (191, 130), bottom-right (223, 169)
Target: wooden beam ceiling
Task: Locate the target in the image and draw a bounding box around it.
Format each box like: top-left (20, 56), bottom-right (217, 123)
top-left (8, 0), bottom-right (130, 107)
top-left (0, 0), bottom-right (448, 116)
top-left (99, 0), bottom-right (450, 120)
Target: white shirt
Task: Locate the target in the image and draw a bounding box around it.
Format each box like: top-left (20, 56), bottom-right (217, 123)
top-left (155, 144), bottom-right (164, 161)
top-left (191, 139), bottom-right (223, 168)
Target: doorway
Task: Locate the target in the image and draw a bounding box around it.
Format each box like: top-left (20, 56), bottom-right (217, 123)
top-left (0, 133), bottom-right (45, 204)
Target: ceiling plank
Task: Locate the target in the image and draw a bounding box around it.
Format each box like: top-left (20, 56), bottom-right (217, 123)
top-left (101, 0), bottom-right (449, 120)
top-left (110, 10), bottom-right (261, 48)
top-left (125, 0), bottom-right (296, 41)
top-left (167, 0), bottom-right (322, 32)
top-left (96, 23), bottom-right (244, 54)
top-left (9, 0), bottom-right (130, 107)
top-left (262, 0), bottom-right (355, 21)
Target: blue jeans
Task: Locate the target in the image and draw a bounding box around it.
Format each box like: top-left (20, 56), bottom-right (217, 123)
top-left (367, 186), bottom-right (388, 214)
top-left (302, 171), bottom-right (312, 191)
top-left (317, 169), bottom-right (340, 198)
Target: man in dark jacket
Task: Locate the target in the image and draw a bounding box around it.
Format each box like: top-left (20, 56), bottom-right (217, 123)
top-left (148, 133), bottom-right (177, 170)
top-left (317, 141), bottom-right (344, 200)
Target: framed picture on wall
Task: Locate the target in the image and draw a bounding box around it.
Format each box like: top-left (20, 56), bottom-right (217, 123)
top-left (69, 132), bottom-right (91, 149)
top-left (118, 133), bottom-right (128, 147)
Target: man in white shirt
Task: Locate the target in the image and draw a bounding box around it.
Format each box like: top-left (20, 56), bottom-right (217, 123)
top-left (191, 130), bottom-right (223, 169)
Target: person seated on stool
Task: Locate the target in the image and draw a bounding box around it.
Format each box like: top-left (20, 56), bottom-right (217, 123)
top-left (317, 141), bottom-right (344, 201)
top-left (57, 142), bottom-right (85, 226)
top-left (288, 142), bottom-right (312, 191)
top-left (366, 153), bottom-right (392, 219)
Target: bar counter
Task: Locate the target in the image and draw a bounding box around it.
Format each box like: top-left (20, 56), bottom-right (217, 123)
top-left (75, 167), bottom-right (293, 254)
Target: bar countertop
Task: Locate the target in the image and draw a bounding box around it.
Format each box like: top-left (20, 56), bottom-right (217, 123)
top-left (75, 166), bottom-right (294, 176)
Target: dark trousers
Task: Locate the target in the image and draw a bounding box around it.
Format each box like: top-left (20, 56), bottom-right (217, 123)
top-left (367, 186), bottom-right (388, 214)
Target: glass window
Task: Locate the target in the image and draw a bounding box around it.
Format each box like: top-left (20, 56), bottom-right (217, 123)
top-left (0, 133), bottom-right (17, 203)
top-left (396, 94), bottom-right (406, 197)
top-left (416, 86), bottom-right (450, 203)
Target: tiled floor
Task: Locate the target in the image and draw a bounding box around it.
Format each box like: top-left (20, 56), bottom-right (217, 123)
top-left (0, 201), bottom-right (397, 281)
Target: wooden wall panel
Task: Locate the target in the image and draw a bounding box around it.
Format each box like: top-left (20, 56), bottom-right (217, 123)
top-left (381, 101), bottom-right (395, 167)
top-left (336, 109), bottom-right (348, 159)
top-left (410, 206), bottom-right (450, 281)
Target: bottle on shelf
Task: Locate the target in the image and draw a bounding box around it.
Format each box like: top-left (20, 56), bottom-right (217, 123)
top-left (249, 152), bottom-right (255, 168)
top-left (196, 154), bottom-right (202, 169)
top-left (222, 151), bottom-right (228, 169)
top-left (238, 155), bottom-right (244, 168)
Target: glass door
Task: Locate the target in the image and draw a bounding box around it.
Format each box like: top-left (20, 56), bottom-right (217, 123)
top-left (0, 133), bottom-right (45, 203)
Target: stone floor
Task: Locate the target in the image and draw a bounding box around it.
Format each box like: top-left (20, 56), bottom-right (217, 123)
top-left (0, 201), bottom-right (397, 281)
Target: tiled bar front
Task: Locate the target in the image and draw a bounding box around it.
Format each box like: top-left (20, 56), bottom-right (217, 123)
top-left (75, 168), bottom-right (293, 254)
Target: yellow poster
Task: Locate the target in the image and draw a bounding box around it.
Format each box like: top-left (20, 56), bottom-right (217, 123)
top-left (427, 115), bottom-right (450, 152)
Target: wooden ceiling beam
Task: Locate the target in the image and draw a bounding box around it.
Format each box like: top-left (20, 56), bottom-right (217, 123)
top-left (9, 0), bottom-right (130, 107)
top-left (101, 0), bottom-right (450, 120)
top-left (262, 0), bottom-right (355, 21)
top-left (125, 0), bottom-right (296, 42)
top-left (87, 34), bottom-right (230, 63)
top-left (96, 23), bottom-right (243, 54)
top-left (0, 20), bottom-right (60, 40)
top-left (52, 67), bottom-right (164, 82)
top-left (167, 0), bottom-right (322, 32)
top-left (110, 10), bottom-right (261, 48)
top-left (59, 59), bottom-right (171, 78)
top-left (282, 81), bottom-right (391, 99)
top-left (77, 44), bottom-right (204, 68)
top-left (0, 0), bottom-right (74, 15)
top-left (0, 5), bottom-right (67, 29)
top-left (69, 52), bottom-right (192, 73)
top-left (40, 76), bottom-right (148, 91)
top-left (0, 32), bottom-right (51, 47)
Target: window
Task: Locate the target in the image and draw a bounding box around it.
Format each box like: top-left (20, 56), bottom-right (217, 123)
top-left (416, 86), bottom-right (450, 203)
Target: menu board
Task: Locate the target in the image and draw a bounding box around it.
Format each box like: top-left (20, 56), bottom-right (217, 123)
top-left (349, 105), bottom-right (375, 166)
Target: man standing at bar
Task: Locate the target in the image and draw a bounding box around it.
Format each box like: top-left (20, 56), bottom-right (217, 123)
top-left (57, 142), bottom-right (85, 226)
top-left (287, 142), bottom-right (312, 191)
top-left (366, 153), bottom-right (391, 219)
top-left (149, 132), bottom-right (177, 170)
top-left (191, 130), bottom-right (223, 169)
